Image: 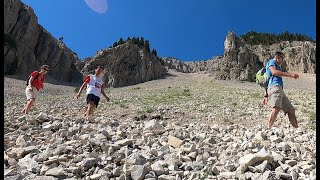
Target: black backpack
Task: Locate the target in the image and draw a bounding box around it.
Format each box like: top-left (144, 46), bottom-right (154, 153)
top-left (26, 72), bottom-right (40, 86)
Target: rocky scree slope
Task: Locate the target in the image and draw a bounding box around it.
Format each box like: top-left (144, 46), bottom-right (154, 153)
top-left (4, 72), bottom-right (316, 180)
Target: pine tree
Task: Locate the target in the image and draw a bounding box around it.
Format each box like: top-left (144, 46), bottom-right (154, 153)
top-left (151, 49), bottom-right (157, 56)
top-left (118, 37), bottom-right (124, 45)
top-left (145, 40), bottom-right (150, 53)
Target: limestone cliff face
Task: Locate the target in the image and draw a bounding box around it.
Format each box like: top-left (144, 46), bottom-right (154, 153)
top-left (4, 0), bottom-right (82, 83)
top-left (209, 31), bottom-right (263, 81)
top-left (79, 42), bottom-right (167, 88)
top-left (161, 57), bottom-right (193, 73)
top-left (247, 41), bottom-right (316, 73)
top-left (163, 31), bottom-right (316, 81)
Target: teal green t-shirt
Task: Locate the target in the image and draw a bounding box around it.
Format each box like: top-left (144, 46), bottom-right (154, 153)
top-left (266, 59), bottom-right (284, 88)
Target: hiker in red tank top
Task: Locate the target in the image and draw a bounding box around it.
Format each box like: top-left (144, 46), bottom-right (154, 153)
top-left (21, 65), bottom-right (50, 114)
top-left (30, 71), bottom-right (45, 91)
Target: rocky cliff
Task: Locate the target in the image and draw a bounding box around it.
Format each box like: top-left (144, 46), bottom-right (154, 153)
top-left (208, 32), bottom-right (263, 81)
top-left (163, 31), bottom-right (316, 81)
top-left (161, 57), bottom-right (193, 73)
top-left (4, 0), bottom-right (82, 83)
top-left (247, 41), bottom-right (316, 73)
top-left (78, 42), bottom-right (167, 87)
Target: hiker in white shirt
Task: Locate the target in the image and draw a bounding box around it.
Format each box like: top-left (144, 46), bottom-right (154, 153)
top-left (76, 66), bottom-right (110, 118)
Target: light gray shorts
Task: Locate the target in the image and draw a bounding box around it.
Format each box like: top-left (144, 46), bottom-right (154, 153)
top-left (267, 85), bottom-right (294, 114)
top-left (25, 87), bottom-right (38, 100)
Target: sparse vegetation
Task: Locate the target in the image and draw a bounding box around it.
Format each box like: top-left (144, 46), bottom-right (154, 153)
top-left (111, 36), bottom-right (159, 58)
top-left (309, 111), bottom-right (316, 121)
top-left (74, 87), bottom-right (80, 93)
top-left (240, 31), bottom-right (315, 45)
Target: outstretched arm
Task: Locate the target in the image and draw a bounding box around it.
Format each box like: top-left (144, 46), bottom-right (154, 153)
top-left (76, 82), bottom-right (87, 99)
top-left (101, 84), bottom-right (110, 101)
top-left (269, 66), bottom-right (299, 79)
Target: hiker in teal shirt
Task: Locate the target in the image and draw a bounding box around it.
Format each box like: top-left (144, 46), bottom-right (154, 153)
top-left (266, 59), bottom-right (284, 87)
top-left (262, 51), bottom-right (299, 128)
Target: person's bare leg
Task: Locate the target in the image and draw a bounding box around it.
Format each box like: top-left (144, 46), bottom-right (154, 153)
top-left (287, 108), bottom-right (298, 128)
top-left (21, 106), bottom-right (26, 113)
top-left (84, 103), bottom-right (91, 118)
top-left (21, 100), bottom-right (30, 113)
top-left (82, 107), bottom-right (88, 117)
top-left (267, 107), bottom-right (281, 128)
top-left (23, 99), bottom-right (35, 114)
top-left (89, 105), bottom-right (96, 116)
top-left (84, 102), bottom-right (95, 119)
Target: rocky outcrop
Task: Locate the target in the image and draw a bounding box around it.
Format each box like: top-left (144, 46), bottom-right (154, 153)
top-left (161, 57), bottom-right (193, 73)
top-left (163, 31), bottom-right (316, 81)
top-left (209, 31), bottom-right (263, 81)
top-left (248, 41), bottom-right (316, 73)
top-left (4, 0), bottom-right (82, 83)
top-left (79, 42), bottom-right (167, 87)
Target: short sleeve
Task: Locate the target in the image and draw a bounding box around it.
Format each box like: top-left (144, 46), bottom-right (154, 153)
top-left (269, 60), bottom-right (276, 67)
top-left (84, 75), bottom-right (90, 83)
top-left (31, 71), bottom-right (39, 77)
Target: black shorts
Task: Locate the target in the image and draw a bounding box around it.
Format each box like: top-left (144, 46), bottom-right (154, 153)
top-left (86, 94), bottom-right (100, 107)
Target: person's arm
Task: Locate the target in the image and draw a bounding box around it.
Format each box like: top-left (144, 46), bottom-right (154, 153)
top-left (101, 84), bottom-right (110, 101)
top-left (263, 88), bottom-right (268, 97)
top-left (27, 77), bottom-right (34, 89)
top-left (76, 82), bottom-right (88, 99)
top-left (269, 66), bottom-right (299, 79)
top-left (261, 87), bottom-right (268, 105)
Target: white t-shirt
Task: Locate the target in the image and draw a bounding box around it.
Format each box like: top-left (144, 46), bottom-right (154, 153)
top-left (85, 74), bottom-right (104, 97)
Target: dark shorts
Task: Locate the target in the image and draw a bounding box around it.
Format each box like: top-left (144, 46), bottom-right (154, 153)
top-left (86, 94), bottom-right (100, 107)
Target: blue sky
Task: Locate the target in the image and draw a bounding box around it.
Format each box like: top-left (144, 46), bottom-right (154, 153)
top-left (20, 0), bottom-right (316, 61)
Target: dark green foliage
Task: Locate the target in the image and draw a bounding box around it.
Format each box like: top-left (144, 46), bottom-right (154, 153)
top-left (132, 36), bottom-right (138, 45)
top-left (118, 37), bottom-right (124, 45)
top-left (240, 31), bottom-right (315, 45)
top-left (139, 37), bottom-right (145, 47)
top-left (6, 57), bottom-right (19, 75)
top-left (4, 33), bottom-right (17, 50)
top-left (111, 36), bottom-right (159, 58)
top-left (151, 49), bottom-right (157, 56)
top-left (158, 57), bottom-right (165, 66)
top-left (145, 40), bottom-right (150, 53)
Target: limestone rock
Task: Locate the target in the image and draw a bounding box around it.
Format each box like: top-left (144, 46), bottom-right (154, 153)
top-left (168, 135), bottom-right (183, 148)
top-left (144, 120), bottom-right (166, 135)
top-left (238, 148), bottom-right (273, 173)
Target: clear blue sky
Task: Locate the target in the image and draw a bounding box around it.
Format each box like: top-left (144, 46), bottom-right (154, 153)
top-left (20, 0), bottom-right (316, 61)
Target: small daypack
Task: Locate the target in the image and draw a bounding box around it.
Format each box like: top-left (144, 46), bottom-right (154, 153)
top-left (26, 71), bottom-right (40, 86)
top-left (255, 62), bottom-right (270, 89)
